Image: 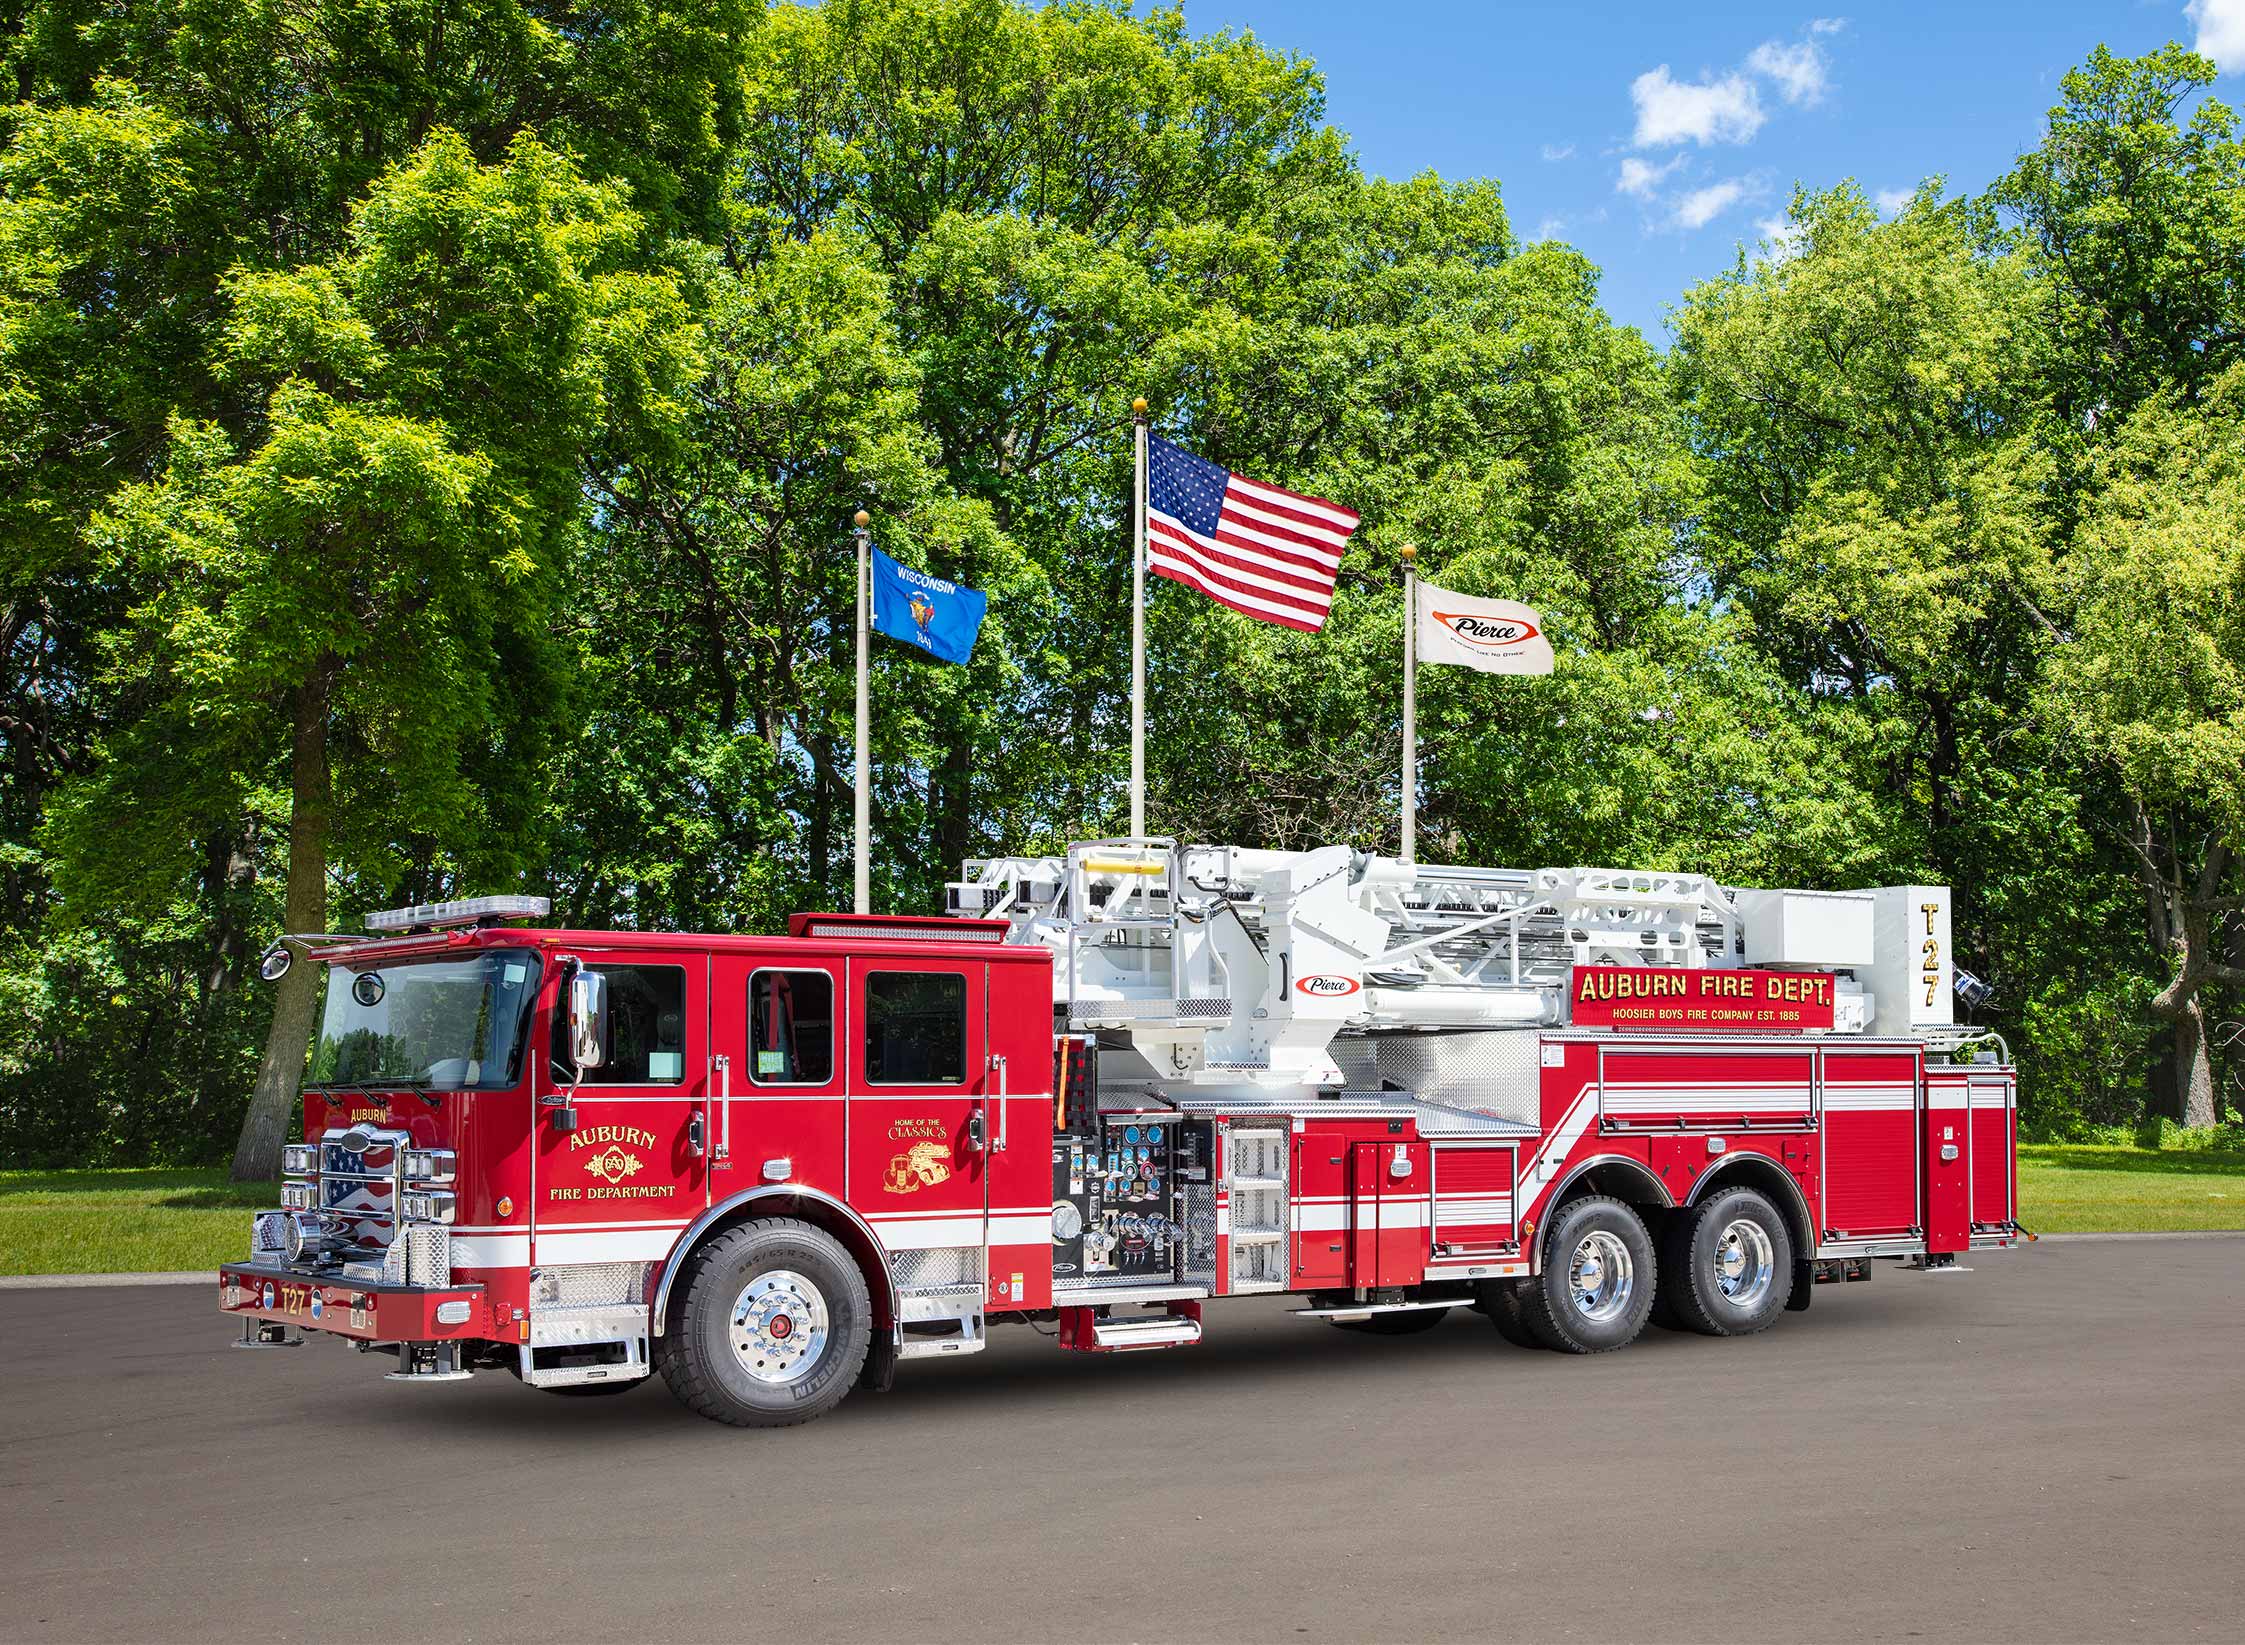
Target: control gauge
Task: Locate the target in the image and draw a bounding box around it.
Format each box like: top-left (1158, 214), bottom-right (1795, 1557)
top-left (1052, 1201), bottom-right (1085, 1242)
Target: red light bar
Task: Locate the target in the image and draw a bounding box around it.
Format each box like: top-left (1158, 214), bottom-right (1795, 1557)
top-left (787, 913), bottom-right (1011, 944)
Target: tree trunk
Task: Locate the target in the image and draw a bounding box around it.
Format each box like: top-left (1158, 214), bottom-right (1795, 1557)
top-left (230, 674), bottom-right (332, 1182)
top-left (2173, 993), bottom-right (2218, 1129)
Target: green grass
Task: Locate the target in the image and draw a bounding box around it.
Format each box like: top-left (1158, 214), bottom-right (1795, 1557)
top-left (0, 1169), bottom-right (274, 1276)
top-left (2018, 1144), bottom-right (2245, 1233)
top-left (2, 1147), bottom-right (2240, 1275)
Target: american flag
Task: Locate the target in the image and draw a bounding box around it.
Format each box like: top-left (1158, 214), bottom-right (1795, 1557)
top-left (1146, 434), bottom-right (1360, 633)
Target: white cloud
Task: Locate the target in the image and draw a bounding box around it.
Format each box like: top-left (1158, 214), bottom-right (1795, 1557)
top-left (1671, 177), bottom-right (1754, 230)
top-left (1631, 66), bottom-right (1765, 147)
top-left (1808, 17), bottom-right (1848, 36)
top-left (1617, 154), bottom-right (1686, 197)
top-left (1746, 39), bottom-right (1829, 106)
top-left (2189, 1), bottom-right (2245, 73)
top-left (1875, 186), bottom-right (1913, 217)
top-left (1541, 142), bottom-right (1577, 162)
top-left (1756, 215), bottom-right (1808, 261)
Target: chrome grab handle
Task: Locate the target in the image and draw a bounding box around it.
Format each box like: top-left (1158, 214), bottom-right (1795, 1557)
top-left (989, 1054), bottom-right (1009, 1153)
top-left (712, 1054), bottom-right (732, 1166)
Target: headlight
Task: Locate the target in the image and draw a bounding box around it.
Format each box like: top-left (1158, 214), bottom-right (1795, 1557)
top-left (401, 1189), bottom-right (456, 1225)
top-left (281, 1143), bottom-right (319, 1176)
top-left (279, 1181), bottom-right (319, 1211)
top-left (402, 1148), bottom-right (456, 1184)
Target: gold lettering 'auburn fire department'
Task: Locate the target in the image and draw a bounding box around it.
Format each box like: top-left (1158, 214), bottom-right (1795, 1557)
top-left (222, 867), bottom-right (2014, 1430)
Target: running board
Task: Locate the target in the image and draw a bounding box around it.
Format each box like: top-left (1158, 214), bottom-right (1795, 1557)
top-left (1293, 1298), bottom-right (1459, 1323)
top-left (1059, 1302), bottom-right (1203, 1353)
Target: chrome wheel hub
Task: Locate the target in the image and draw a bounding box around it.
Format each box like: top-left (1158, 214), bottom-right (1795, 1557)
top-left (1713, 1218), bottom-right (1775, 1307)
top-left (729, 1269), bottom-right (830, 1385)
top-left (1566, 1230), bottom-right (1635, 1323)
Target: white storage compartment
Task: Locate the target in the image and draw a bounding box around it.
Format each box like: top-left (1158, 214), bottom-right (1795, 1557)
top-left (1225, 1126), bottom-right (1289, 1292)
top-left (1733, 888), bottom-right (1875, 967)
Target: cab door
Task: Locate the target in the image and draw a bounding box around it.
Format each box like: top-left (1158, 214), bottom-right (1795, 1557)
top-left (708, 952), bottom-right (846, 1204)
top-left (533, 954), bottom-right (707, 1265)
top-left (848, 956), bottom-right (989, 1262)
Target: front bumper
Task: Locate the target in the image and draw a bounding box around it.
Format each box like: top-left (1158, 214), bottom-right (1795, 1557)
top-left (219, 1262), bottom-right (490, 1342)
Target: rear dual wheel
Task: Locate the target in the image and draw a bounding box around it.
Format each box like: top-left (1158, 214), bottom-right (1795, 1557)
top-left (1659, 1186), bottom-right (1794, 1337)
top-left (1515, 1195), bottom-right (1659, 1353)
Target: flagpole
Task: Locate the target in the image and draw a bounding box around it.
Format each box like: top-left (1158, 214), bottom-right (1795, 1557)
top-left (1130, 397), bottom-right (1149, 842)
top-left (853, 509), bottom-right (871, 914)
top-left (1400, 542), bottom-right (1417, 864)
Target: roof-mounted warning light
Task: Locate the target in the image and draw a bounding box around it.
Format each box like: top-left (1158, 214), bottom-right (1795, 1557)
top-left (787, 912), bottom-right (1009, 944)
top-left (364, 895), bottom-right (551, 934)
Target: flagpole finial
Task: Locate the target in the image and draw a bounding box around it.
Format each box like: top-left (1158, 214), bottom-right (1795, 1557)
top-left (853, 510), bottom-right (869, 529)
top-left (1132, 397), bottom-right (1148, 418)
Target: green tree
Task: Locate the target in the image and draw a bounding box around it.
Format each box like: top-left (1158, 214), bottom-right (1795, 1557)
top-left (49, 131), bottom-right (697, 1178)
top-left (2044, 365), bottom-right (2245, 1127)
top-left (1990, 44), bottom-right (2245, 429)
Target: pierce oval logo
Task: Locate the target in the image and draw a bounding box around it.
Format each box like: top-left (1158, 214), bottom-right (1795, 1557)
top-left (1295, 974), bottom-right (1362, 997)
top-left (1434, 611), bottom-right (1541, 650)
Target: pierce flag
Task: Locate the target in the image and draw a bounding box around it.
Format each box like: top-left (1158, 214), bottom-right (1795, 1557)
top-left (1413, 581), bottom-right (1554, 675)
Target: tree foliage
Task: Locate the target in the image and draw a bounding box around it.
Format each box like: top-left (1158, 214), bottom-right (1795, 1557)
top-left (2, 5), bottom-right (2242, 1166)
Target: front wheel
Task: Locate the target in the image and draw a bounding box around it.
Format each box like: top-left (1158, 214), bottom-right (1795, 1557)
top-left (656, 1217), bottom-right (873, 1427)
top-left (1519, 1196), bottom-right (1657, 1354)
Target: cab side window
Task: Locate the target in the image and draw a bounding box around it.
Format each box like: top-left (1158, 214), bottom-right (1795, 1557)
top-left (749, 969), bottom-right (834, 1085)
top-left (553, 964), bottom-right (687, 1085)
top-left (864, 971), bottom-right (966, 1085)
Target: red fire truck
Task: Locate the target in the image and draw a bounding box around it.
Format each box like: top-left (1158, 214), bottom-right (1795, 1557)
top-left (221, 840), bottom-right (2022, 1426)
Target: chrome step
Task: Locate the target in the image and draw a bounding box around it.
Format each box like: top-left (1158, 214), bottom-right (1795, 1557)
top-left (1086, 1315), bottom-right (1202, 1352)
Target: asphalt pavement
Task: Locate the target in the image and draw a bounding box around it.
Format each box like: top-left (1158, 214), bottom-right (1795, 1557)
top-left (3, 1237), bottom-right (2241, 1643)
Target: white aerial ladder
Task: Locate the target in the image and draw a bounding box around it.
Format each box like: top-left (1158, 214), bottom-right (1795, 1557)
top-left (950, 838), bottom-right (1952, 1099)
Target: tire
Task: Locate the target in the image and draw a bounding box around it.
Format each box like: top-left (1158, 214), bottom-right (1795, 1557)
top-left (1480, 1280), bottom-right (1543, 1349)
top-left (1518, 1195), bottom-right (1657, 1354)
top-left (655, 1217), bottom-right (873, 1427)
top-left (1662, 1186), bottom-right (1794, 1338)
top-left (1332, 1307), bottom-right (1450, 1335)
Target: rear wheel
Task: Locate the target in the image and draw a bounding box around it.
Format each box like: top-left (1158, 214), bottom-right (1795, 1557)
top-left (1661, 1186), bottom-right (1794, 1337)
top-left (1519, 1196), bottom-right (1657, 1354)
top-left (656, 1218), bottom-right (873, 1427)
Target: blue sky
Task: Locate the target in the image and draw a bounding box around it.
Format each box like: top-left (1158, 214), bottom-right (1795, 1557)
top-left (1157, 1), bottom-right (2245, 340)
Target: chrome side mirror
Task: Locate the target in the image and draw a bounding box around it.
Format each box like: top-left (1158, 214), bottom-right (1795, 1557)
top-left (568, 969), bottom-right (609, 1071)
top-left (258, 944), bottom-right (293, 982)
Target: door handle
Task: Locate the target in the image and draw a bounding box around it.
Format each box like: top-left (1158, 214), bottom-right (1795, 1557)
top-left (962, 1108), bottom-right (987, 1152)
top-left (988, 1054), bottom-right (1009, 1153)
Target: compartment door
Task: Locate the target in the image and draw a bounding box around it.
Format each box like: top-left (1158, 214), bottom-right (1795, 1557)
top-left (1923, 1074), bottom-right (1970, 1254)
top-left (1431, 1143), bottom-right (1518, 1255)
top-left (1969, 1073), bottom-right (2015, 1229)
top-left (1820, 1050), bottom-right (1921, 1241)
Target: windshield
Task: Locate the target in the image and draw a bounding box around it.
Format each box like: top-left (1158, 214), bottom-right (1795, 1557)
top-left (307, 950), bottom-right (543, 1091)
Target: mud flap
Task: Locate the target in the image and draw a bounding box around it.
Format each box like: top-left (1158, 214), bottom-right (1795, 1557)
top-left (1785, 1256), bottom-right (1815, 1311)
